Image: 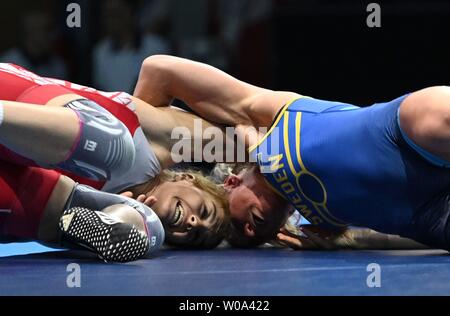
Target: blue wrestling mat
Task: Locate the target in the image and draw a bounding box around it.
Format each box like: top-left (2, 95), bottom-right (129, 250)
top-left (1, 244), bottom-right (449, 296)
top-left (0, 242), bottom-right (64, 258)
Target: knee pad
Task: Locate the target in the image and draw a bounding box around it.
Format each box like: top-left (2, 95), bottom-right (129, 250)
top-left (50, 99), bottom-right (136, 181)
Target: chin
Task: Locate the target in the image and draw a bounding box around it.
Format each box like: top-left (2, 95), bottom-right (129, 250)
top-left (151, 205), bottom-right (169, 224)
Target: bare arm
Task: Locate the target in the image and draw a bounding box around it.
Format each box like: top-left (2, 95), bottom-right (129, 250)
top-left (277, 226), bottom-right (428, 250)
top-left (134, 55), bottom-right (270, 127)
top-left (132, 96), bottom-right (235, 169)
top-left (344, 228), bottom-right (428, 250)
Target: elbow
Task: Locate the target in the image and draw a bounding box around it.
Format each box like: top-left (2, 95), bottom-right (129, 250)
top-left (135, 56), bottom-right (179, 107)
top-left (141, 55), bottom-right (175, 77)
top-left (140, 55), bottom-right (176, 90)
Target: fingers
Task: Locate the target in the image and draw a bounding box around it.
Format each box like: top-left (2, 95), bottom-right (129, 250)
top-left (120, 191), bottom-right (134, 198)
top-left (279, 227), bottom-right (303, 239)
top-left (276, 232), bottom-right (316, 250)
top-left (121, 192), bottom-right (158, 208)
top-left (135, 194), bottom-right (157, 206)
top-left (144, 196), bottom-right (157, 207)
top-left (136, 195), bottom-right (146, 203)
top-left (276, 233), bottom-right (302, 249)
top-left (300, 226), bottom-right (337, 250)
top-left (276, 226), bottom-right (339, 250)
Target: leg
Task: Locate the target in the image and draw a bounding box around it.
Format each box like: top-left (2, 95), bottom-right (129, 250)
top-left (61, 183), bottom-right (165, 259)
top-left (399, 86), bottom-right (450, 164)
top-left (0, 100), bottom-right (80, 165)
top-left (0, 161), bottom-right (163, 262)
top-left (0, 94), bottom-right (136, 181)
top-left (0, 161), bottom-right (63, 239)
top-left (0, 65), bottom-right (136, 181)
top-left (0, 65), bottom-right (79, 165)
top-left (405, 191), bottom-right (450, 250)
top-left (42, 175), bottom-right (164, 261)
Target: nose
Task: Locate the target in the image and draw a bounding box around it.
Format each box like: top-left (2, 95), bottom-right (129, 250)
top-left (187, 215), bottom-right (201, 231)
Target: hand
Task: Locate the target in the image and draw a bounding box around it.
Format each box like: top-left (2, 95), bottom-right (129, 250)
top-left (276, 225), bottom-right (341, 250)
top-left (120, 191), bottom-right (158, 208)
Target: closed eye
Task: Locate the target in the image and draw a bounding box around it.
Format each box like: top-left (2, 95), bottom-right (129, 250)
top-left (252, 213), bottom-right (265, 226)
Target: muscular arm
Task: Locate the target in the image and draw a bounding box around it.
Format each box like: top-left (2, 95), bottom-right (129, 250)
top-left (345, 229), bottom-right (428, 250)
top-left (134, 55), bottom-right (272, 127)
top-left (278, 226), bottom-right (428, 250)
top-left (132, 96), bottom-right (235, 169)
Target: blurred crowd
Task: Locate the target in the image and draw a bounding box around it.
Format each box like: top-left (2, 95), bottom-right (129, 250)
top-left (0, 0), bottom-right (274, 93)
top-left (1, 0), bottom-right (448, 105)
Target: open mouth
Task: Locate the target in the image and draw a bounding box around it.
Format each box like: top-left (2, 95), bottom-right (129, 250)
top-left (169, 201), bottom-right (185, 228)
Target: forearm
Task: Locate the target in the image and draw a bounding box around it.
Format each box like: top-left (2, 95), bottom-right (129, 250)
top-left (134, 55), bottom-right (263, 126)
top-left (335, 229), bottom-right (428, 250)
top-left (134, 56), bottom-right (173, 108)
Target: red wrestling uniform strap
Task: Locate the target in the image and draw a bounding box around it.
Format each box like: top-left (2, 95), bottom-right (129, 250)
top-left (44, 78), bottom-right (141, 135)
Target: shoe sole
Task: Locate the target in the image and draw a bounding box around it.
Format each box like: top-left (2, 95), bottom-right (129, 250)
top-left (60, 207), bottom-right (150, 262)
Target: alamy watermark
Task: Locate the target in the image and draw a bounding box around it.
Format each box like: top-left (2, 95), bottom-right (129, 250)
top-left (65, 3), bottom-right (381, 33)
top-left (66, 263), bottom-right (81, 288)
top-left (66, 3), bottom-right (81, 28)
top-left (170, 119), bottom-right (283, 173)
top-left (366, 3), bottom-right (381, 28)
top-left (366, 263), bottom-right (381, 288)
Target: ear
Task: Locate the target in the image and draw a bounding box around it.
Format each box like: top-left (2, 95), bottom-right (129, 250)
top-left (173, 173), bottom-right (196, 182)
top-left (223, 174), bottom-right (241, 189)
top-left (244, 222), bottom-right (256, 238)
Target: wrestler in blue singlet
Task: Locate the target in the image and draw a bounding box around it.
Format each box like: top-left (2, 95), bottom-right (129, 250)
top-left (250, 95), bottom-right (450, 249)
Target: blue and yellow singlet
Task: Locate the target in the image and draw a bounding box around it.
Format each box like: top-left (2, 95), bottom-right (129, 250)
top-left (249, 95), bottom-right (450, 236)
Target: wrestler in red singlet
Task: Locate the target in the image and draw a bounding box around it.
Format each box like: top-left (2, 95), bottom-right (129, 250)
top-left (0, 64), bottom-right (160, 239)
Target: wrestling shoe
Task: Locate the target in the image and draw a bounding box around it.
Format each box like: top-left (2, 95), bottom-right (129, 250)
top-left (59, 207), bottom-right (150, 262)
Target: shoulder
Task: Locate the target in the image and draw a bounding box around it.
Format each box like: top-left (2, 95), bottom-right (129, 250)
top-left (245, 91), bottom-right (302, 128)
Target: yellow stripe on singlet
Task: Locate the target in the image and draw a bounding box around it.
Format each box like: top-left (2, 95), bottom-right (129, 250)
top-left (248, 97), bottom-right (302, 154)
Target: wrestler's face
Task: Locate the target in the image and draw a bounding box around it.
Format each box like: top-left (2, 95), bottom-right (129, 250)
top-left (149, 176), bottom-right (226, 248)
top-left (224, 166), bottom-right (292, 246)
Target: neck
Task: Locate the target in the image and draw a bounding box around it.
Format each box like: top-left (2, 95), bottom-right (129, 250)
top-left (133, 97), bottom-right (233, 167)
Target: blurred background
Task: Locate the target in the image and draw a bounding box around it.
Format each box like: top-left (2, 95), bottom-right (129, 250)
top-left (0, 0), bottom-right (450, 106)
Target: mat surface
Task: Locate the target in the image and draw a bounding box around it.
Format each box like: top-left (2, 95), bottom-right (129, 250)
top-left (0, 247), bottom-right (449, 296)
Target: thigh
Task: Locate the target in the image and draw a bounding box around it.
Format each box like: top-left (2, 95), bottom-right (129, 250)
top-left (404, 190), bottom-right (450, 250)
top-left (0, 161), bottom-right (61, 239)
top-left (0, 63), bottom-right (76, 105)
top-left (0, 64), bottom-right (37, 101)
top-left (0, 65), bottom-right (80, 165)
